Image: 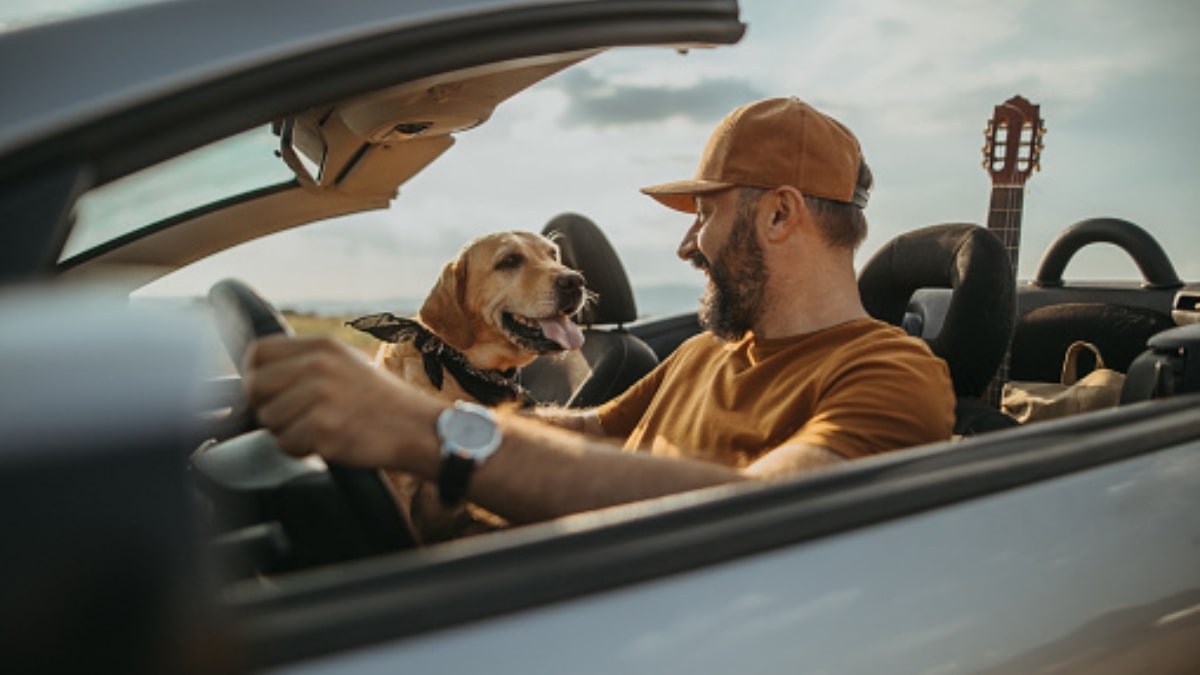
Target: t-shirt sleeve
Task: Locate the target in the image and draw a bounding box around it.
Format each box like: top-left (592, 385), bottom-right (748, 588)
top-left (594, 347), bottom-right (675, 438)
top-left (786, 340), bottom-right (956, 459)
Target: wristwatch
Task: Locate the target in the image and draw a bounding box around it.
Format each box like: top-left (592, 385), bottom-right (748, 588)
top-left (435, 400), bottom-right (501, 506)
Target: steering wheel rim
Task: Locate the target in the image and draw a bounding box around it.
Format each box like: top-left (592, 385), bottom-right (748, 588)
top-left (208, 278), bottom-right (416, 553)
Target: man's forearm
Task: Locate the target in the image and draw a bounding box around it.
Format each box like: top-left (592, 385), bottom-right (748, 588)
top-left (523, 406), bottom-right (606, 436)
top-left (466, 413), bottom-right (747, 524)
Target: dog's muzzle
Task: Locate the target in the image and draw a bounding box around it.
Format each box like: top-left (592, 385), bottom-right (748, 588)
top-left (499, 271), bottom-right (587, 354)
top-left (555, 271), bottom-right (586, 314)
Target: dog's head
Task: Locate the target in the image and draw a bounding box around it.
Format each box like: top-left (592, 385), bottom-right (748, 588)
top-left (419, 231), bottom-right (589, 370)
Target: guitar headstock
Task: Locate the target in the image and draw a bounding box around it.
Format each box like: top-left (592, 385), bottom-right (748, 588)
top-left (982, 95), bottom-right (1045, 185)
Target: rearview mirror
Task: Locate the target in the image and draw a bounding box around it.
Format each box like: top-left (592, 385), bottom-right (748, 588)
top-left (274, 116), bottom-right (326, 188)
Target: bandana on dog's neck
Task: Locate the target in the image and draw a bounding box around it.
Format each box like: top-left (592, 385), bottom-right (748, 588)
top-left (346, 312), bottom-right (537, 408)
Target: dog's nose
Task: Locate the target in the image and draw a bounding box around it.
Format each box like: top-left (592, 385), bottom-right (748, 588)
top-left (556, 271), bottom-right (584, 293)
top-left (555, 271), bottom-right (585, 312)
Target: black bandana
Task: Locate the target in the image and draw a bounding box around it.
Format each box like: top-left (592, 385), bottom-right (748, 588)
top-left (347, 312), bottom-right (536, 408)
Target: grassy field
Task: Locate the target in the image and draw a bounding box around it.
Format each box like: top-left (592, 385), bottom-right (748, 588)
top-left (282, 311), bottom-right (380, 357)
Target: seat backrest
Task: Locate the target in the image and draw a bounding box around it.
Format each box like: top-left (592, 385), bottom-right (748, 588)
top-left (520, 213), bottom-right (658, 407)
top-left (858, 223), bottom-right (1017, 434)
top-left (1009, 302), bottom-right (1174, 382)
top-left (1010, 218), bottom-right (1180, 382)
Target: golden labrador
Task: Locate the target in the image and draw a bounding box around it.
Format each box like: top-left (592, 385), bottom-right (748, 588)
top-left (348, 230), bottom-right (589, 542)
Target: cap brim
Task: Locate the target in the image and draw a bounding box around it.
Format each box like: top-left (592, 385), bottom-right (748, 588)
top-left (639, 179), bottom-right (735, 214)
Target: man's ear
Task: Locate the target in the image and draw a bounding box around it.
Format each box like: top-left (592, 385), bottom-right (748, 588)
top-left (418, 255), bottom-right (474, 350)
top-left (762, 186), bottom-right (806, 242)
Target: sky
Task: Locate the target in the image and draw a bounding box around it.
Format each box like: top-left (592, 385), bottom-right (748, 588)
top-left (6, 0), bottom-right (1200, 315)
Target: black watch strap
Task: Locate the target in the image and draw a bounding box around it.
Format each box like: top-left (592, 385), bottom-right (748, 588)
top-left (437, 453), bottom-right (476, 507)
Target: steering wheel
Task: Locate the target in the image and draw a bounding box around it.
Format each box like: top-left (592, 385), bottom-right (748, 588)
top-left (207, 278), bottom-right (416, 554)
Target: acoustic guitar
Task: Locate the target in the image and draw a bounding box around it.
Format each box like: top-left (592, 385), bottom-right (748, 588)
top-left (981, 95), bottom-right (1045, 406)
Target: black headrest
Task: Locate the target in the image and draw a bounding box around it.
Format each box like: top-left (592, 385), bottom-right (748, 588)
top-left (858, 223), bottom-right (1015, 397)
top-left (542, 213), bottom-right (637, 326)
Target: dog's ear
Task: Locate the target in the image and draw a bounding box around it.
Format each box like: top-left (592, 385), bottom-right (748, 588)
top-left (419, 255), bottom-right (475, 350)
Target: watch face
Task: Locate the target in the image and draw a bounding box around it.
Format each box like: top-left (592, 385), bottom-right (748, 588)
top-left (453, 413), bottom-right (496, 448)
top-left (440, 403), bottom-right (500, 460)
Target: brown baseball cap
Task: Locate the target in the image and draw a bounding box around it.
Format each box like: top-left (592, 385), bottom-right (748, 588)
top-left (641, 97), bottom-right (866, 213)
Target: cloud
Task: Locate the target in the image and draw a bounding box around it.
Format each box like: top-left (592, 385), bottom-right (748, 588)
top-left (554, 68), bottom-right (767, 128)
top-left (744, 0), bottom-right (1157, 136)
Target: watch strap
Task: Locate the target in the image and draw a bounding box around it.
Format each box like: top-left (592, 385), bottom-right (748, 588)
top-left (437, 452), bottom-right (476, 507)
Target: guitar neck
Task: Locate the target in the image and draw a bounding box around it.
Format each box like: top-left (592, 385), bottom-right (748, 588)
top-left (982, 183), bottom-right (1025, 407)
top-left (986, 184), bottom-right (1025, 273)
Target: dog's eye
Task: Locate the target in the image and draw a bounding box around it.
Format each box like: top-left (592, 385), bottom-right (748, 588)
top-left (495, 253), bottom-right (524, 270)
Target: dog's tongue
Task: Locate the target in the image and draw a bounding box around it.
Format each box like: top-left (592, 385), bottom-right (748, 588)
top-left (539, 315), bottom-right (585, 351)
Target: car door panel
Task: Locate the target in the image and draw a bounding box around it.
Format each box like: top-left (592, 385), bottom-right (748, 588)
top-left (270, 439), bottom-right (1200, 675)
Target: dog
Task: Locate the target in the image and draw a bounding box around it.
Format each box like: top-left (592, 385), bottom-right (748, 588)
top-left (348, 230), bottom-right (589, 542)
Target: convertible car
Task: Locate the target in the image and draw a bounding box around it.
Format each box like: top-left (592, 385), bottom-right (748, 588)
top-left (1, 1), bottom-right (1198, 674)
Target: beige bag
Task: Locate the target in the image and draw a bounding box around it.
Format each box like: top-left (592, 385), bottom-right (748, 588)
top-left (1002, 341), bottom-right (1125, 423)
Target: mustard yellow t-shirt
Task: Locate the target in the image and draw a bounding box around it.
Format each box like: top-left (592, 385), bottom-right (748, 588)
top-left (596, 318), bottom-right (955, 466)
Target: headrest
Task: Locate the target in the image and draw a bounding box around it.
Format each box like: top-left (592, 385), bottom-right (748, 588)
top-left (858, 223), bottom-right (1014, 397)
top-left (542, 213), bottom-right (637, 326)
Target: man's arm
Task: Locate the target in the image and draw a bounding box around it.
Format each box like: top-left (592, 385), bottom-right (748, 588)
top-left (522, 405), bottom-right (605, 436)
top-left (469, 418), bottom-right (845, 522)
top-left (245, 336), bottom-right (841, 524)
top-left (462, 414), bottom-right (745, 522)
top-left (744, 442), bottom-right (844, 477)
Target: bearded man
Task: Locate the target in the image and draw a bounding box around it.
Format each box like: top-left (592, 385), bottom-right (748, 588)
top-left (245, 97), bottom-right (955, 526)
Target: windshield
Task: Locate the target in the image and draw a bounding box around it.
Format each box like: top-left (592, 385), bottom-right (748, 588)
top-left (64, 126), bottom-right (291, 258)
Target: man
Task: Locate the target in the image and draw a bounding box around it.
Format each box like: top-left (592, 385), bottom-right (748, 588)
top-left (245, 97), bottom-right (955, 526)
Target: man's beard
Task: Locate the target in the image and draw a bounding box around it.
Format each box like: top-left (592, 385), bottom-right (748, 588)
top-left (694, 210), bottom-right (768, 342)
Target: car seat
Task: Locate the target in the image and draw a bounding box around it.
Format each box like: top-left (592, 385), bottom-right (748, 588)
top-left (520, 213), bottom-right (659, 407)
top-left (857, 223), bottom-right (1018, 435)
top-left (1120, 323), bottom-right (1200, 402)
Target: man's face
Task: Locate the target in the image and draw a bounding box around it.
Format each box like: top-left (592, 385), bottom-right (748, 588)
top-left (680, 189), bottom-right (768, 341)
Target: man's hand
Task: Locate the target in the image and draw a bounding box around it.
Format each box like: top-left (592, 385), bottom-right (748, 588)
top-left (243, 335), bottom-right (443, 475)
